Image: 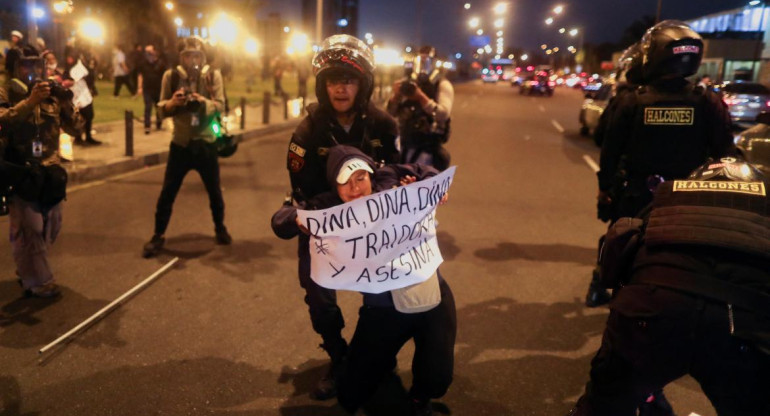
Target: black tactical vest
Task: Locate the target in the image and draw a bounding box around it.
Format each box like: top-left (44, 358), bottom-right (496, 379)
top-left (626, 85), bottom-right (710, 182)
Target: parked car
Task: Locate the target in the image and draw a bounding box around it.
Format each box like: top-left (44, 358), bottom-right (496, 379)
top-left (481, 71), bottom-right (500, 83)
top-left (717, 81), bottom-right (770, 123)
top-left (519, 73), bottom-right (554, 96)
top-left (579, 83), bottom-right (612, 137)
top-left (734, 111), bottom-right (770, 174)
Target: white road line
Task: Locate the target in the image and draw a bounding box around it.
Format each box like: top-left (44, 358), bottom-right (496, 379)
top-left (551, 119), bottom-right (565, 133)
top-left (538, 105), bottom-right (546, 112)
top-left (67, 163), bottom-right (166, 194)
top-left (583, 154), bottom-right (600, 173)
top-left (688, 413), bottom-right (702, 416)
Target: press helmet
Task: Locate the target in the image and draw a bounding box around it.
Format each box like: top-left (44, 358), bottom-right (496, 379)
top-left (616, 42), bottom-right (643, 85)
top-left (641, 20), bottom-right (703, 81)
top-left (177, 36), bottom-right (207, 79)
top-left (13, 45), bottom-right (44, 87)
top-left (688, 157), bottom-right (766, 183)
top-left (312, 34), bottom-right (375, 112)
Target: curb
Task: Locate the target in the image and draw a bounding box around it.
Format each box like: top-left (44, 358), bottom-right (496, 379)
top-left (65, 118), bottom-right (302, 186)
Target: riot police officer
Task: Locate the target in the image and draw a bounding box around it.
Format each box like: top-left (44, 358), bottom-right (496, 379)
top-left (0, 45), bottom-right (83, 297)
top-left (284, 35), bottom-right (399, 400)
top-left (567, 157), bottom-right (770, 416)
top-left (586, 42), bottom-right (644, 307)
top-left (598, 20), bottom-right (734, 220)
top-left (387, 46), bottom-right (454, 171)
top-left (142, 37), bottom-right (230, 258)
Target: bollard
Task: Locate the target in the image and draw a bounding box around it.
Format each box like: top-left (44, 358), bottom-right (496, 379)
top-left (240, 97), bottom-right (246, 130)
top-left (125, 110), bottom-right (134, 157)
top-left (283, 93), bottom-right (289, 120)
top-left (262, 92), bottom-right (270, 125)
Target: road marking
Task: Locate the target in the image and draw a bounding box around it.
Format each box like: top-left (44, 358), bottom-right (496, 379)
top-left (539, 105), bottom-right (546, 112)
top-left (67, 163), bottom-right (166, 194)
top-left (551, 119), bottom-right (565, 133)
top-left (688, 413), bottom-right (702, 416)
top-left (469, 333), bottom-right (603, 364)
top-left (583, 154), bottom-right (600, 173)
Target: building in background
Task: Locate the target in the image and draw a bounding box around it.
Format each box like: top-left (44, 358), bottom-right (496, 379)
top-left (686, 4), bottom-right (770, 83)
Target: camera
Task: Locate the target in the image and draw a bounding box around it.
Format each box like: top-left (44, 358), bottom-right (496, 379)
top-left (400, 80), bottom-right (418, 97)
top-left (33, 80), bottom-right (74, 101)
top-left (182, 89), bottom-right (202, 113)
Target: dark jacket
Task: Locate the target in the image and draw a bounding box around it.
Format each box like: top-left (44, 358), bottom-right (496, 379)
top-left (287, 102), bottom-right (399, 203)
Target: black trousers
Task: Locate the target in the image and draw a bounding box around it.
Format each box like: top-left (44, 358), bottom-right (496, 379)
top-left (153, 142), bottom-right (225, 236)
top-left (79, 104), bottom-right (95, 141)
top-left (575, 284), bottom-right (770, 416)
top-left (297, 233), bottom-right (345, 340)
top-left (337, 277), bottom-right (457, 413)
top-left (113, 75), bottom-right (135, 96)
top-left (143, 89), bottom-right (161, 130)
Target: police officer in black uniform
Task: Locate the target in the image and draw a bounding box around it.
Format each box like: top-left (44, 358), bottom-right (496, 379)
top-left (597, 20), bottom-right (734, 221)
top-left (0, 45), bottom-right (83, 297)
top-left (586, 42), bottom-right (647, 308)
top-left (284, 34), bottom-right (399, 400)
top-left (567, 157), bottom-right (770, 416)
top-left (387, 46), bottom-right (454, 171)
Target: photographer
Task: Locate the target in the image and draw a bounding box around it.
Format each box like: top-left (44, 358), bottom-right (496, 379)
top-left (142, 36), bottom-right (229, 258)
top-left (0, 46), bottom-right (83, 298)
top-left (387, 46), bottom-right (454, 171)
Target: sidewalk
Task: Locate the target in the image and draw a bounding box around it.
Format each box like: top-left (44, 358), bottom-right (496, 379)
top-left (63, 98), bottom-right (309, 185)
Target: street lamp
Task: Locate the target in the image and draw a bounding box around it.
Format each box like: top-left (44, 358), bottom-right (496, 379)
top-left (165, 1), bottom-right (174, 11)
top-left (464, 3), bottom-right (471, 10)
top-left (494, 18), bottom-right (504, 28)
top-left (521, 54), bottom-right (528, 61)
top-left (553, 5), bottom-right (564, 14)
top-left (174, 17), bottom-right (183, 27)
top-left (494, 3), bottom-right (507, 14)
top-left (469, 17), bottom-right (480, 28)
top-left (545, 17), bottom-right (554, 25)
top-left (476, 29), bottom-right (484, 35)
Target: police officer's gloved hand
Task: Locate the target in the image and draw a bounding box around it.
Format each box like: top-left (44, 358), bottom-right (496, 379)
top-left (597, 191), bottom-right (613, 223)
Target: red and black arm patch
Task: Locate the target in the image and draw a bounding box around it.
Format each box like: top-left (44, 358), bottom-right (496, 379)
top-left (287, 140), bottom-right (307, 173)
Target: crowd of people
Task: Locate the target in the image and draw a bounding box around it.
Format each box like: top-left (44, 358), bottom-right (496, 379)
top-left (1, 18), bottom-right (769, 416)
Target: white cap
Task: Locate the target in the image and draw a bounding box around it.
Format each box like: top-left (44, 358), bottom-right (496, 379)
top-left (11, 30), bottom-right (23, 40)
top-left (336, 158), bottom-right (374, 184)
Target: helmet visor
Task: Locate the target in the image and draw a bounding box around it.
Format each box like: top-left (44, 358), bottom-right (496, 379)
top-left (312, 34), bottom-right (375, 75)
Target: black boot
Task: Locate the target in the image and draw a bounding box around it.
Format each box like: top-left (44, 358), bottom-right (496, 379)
top-left (585, 268), bottom-right (611, 307)
top-left (312, 337), bottom-right (347, 401)
top-left (215, 225), bottom-right (232, 245)
top-left (410, 398), bottom-right (434, 416)
top-left (142, 234), bottom-right (165, 258)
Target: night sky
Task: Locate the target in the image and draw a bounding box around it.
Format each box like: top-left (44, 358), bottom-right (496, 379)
top-left (260, 0), bottom-right (753, 56)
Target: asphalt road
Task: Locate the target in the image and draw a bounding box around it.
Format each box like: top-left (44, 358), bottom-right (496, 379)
top-left (0, 81), bottom-right (716, 416)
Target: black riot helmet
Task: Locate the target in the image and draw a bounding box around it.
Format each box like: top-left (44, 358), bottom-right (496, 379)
top-left (216, 134), bottom-right (238, 158)
top-left (312, 34), bottom-right (376, 112)
top-left (688, 157), bottom-right (766, 183)
top-left (177, 36), bottom-right (207, 80)
top-left (616, 42), bottom-right (643, 85)
top-left (13, 45), bottom-right (44, 87)
top-left (641, 20), bottom-right (703, 82)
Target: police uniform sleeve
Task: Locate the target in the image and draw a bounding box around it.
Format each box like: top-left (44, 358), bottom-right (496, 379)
top-left (271, 203), bottom-right (301, 240)
top-left (704, 92), bottom-right (737, 158)
top-left (598, 93), bottom-right (636, 191)
top-left (287, 124), bottom-right (315, 202)
top-left (377, 115), bottom-right (401, 164)
top-left (374, 163), bottom-right (439, 189)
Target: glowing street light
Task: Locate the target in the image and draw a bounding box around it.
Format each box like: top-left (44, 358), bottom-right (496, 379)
top-left (287, 32), bottom-right (310, 55)
top-left (469, 17), bottom-right (480, 28)
top-left (553, 47), bottom-right (559, 52)
top-left (464, 3), bottom-right (471, 9)
top-left (79, 18), bottom-right (105, 43)
top-left (494, 18), bottom-right (504, 28)
top-left (508, 54), bottom-right (514, 59)
top-left (494, 3), bottom-right (507, 14)
top-left (283, 26), bottom-right (290, 33)
top-left (545, 17), bottom-right (554, 25)
top-left (559, 27), bottom-right (565, 33)
top-left (210, 13), bottom-right (239, 45)
top-left (541, 44), bottom-right (548, 50)
top-left (477, 47), bottom-right (484, 54)
top-left (245, 37), bottom-right (259, 55)
top-left (521, 54), bottom-right (528, 60)
top-left (33, 7), bottom-right (45, 19)
top-left (476, 29), bottom-right (484, 35)
top-left (569, 28), bottom-right (579, 36)
top-left (553, 5), bottom-right (564, 14)
top-left (174, 17), bottom-right (183, 26)
top-left (53, 1), bottom-right (73, 14)
top-left (165, 2), bottom-right (174, 11)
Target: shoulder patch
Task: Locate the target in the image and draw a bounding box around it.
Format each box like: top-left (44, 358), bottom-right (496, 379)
top-left (644, 107), bottom-right (694, 125)
top-left (317, 147), bottom-right (329, 156)
top-left (370, 139), bottom-right (382, 148)
top-left (672, 180), bottom-right (766, 197)
top-left (288, 153), bottom-right (305, 173)
top-left (289, 142), bottom-right (306, 157)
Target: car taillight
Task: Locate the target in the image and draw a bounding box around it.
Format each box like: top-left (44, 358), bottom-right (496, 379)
top-left (548, 81), bottom-right (555, 87)
top-left (532, 81), bottom-right (539, 86)
top-left (766, 100), bottom-right (770, 107)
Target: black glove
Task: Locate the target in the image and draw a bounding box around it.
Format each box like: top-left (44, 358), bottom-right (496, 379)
top-left (597, 201), bottom-right (613, 223)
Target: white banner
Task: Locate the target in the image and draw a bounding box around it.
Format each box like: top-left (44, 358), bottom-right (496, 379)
top-left (297, 166), bottom-right (456, 294)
